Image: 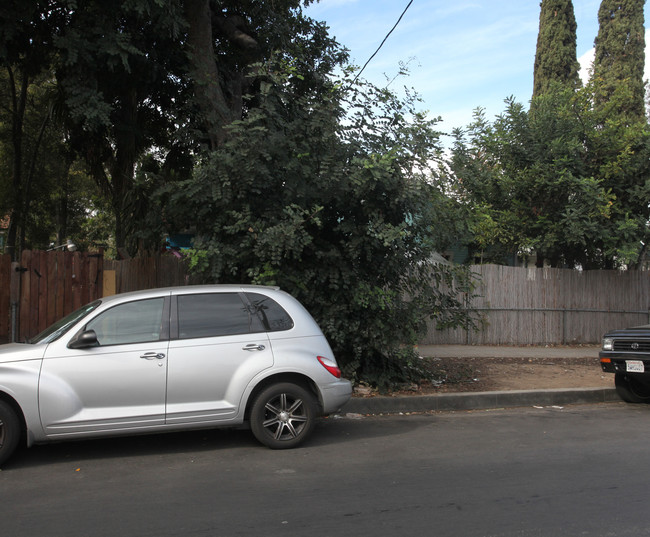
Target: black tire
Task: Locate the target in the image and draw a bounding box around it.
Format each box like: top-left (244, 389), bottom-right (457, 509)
top-left (0, 400), bottom-right (21, 467)
top-left (250, 383), bottom-right (317, 449)
top-left (615, 373), bottom-right (650, 404)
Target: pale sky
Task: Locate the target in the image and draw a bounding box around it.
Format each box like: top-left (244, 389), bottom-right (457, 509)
top-left (305, 0), bottom-right (650, 138)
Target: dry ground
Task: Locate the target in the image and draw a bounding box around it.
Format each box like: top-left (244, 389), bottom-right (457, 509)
top-left (359, 355), bottom-right (613, 397)
top-left (428, 356), bottom-right (611, 393)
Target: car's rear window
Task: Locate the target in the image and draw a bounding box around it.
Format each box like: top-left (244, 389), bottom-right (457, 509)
top-left (245, 293), bottom-right (294, 332)
top-left (177, 293), bottom-right (265, 339)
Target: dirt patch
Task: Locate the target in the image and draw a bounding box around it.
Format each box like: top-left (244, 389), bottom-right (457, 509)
top-left (435, 356), bottom-right (612, 392)
top-left (357, 356), bottom-right (613, 397)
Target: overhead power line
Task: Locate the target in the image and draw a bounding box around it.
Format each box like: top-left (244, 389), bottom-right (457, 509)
top-left (352, 0), bottom-right (415, 85)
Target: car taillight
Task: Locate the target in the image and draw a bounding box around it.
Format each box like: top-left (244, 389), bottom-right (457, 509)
top-left (317, 356), bottom-right (341, 378)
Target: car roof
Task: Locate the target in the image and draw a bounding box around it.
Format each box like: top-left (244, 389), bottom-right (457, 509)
top-left (99, 284), bottom-right (282, 305)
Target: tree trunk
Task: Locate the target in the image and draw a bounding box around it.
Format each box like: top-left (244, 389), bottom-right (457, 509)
top-left (5, 66), bottom-right (29, 261)
top-left (110, 86), bottom-right (138, 251)
top-left (184, 0), bottom-right (232, 148)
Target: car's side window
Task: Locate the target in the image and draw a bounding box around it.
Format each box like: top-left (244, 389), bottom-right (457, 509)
top-left (177, 293), bottom-right (265, 339)
top-left (245, 293), bottom-right (294, 332)
top-left (86, 298), bottom-right (165, 346)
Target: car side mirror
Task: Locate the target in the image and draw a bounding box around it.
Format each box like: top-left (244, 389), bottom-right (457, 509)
top-left (68, 330), bottom-right (99, 349)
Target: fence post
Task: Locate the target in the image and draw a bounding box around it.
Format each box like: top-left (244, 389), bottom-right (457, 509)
top-left (10, 262), bottom-right (20, 342)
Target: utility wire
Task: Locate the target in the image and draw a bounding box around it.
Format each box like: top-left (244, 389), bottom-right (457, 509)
top-left (351, 0), bottom-right (415, 85)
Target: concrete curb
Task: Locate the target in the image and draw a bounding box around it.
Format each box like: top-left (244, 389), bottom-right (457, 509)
top-left (343, 387), bottom-right (621, 415)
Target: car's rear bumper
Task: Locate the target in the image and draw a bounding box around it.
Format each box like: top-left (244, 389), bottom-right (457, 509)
top-left (320, 379), bottom-right (353, 414)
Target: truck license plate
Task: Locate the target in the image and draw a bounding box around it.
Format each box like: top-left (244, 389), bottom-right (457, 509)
top-left (626, 360), bottom-right (645, 373)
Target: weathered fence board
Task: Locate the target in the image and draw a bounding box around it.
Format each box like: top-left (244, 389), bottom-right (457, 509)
top-left (424, 265), bottom-right (650, 345)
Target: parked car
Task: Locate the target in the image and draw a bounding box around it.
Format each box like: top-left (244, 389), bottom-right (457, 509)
top-left (600, 325), bottom-right (650, 403)
top-left (0, 285), bottom-right (352, 465)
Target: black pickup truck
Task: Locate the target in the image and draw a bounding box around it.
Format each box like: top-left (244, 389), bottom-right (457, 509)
top-left (600, 325), bottom-right (650, 403)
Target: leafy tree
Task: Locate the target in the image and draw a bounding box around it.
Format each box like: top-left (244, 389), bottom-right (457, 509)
top-left (183, 0), bottom-right (344, 150)
top-left (156, 53), bottom-right (475, 388)
top-left (590, 1), bottom-right (649, 266)
top-left (533, 0), bottom-right (581, 99)
top-left (0, 0), bottom-right (69, 258)
top-left (48, 0), bottom-right (345, 255)
top-left (451, 80), bottom-right (650, 269)
top-left (0, 64), bottom-right (102, 254)
top-left (10, 77), bottom-right (95, 251)
top-left (584, 81), bottom-right (650, 268)
top-left (450, 91), bottom-right (609, 268)
top-left (451, 0), bottom-right (650, 270)
top-left (593, 0), bottom-right (646, 119)
top-left (53, 0), bottom-right (188, 254)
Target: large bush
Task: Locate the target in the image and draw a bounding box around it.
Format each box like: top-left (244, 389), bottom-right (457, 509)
top-left (159, 64), bottom-right (476, 389)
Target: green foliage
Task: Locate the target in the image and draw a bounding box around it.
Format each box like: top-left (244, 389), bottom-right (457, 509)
top-left (160, 58), bottom-right (477, 388)
top-left (450, 81), bottom-right (650, 269)
top-left (42, 0), bottom-right (189, 254)
top-left (450, 1), bottom-right (648, 270)
top-left (0, 60), bottom-right (98, 253)
top-left (593, 0), bottom-right (646, 119)
top-left (533, 0), bottom-right (581, 98)
top-left (0, 2), bottom-right (65, 256)
top-left (78, 190), bottom-right (117, 256)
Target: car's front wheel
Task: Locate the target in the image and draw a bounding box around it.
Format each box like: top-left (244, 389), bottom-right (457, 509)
top-left (0, 400), bottom-right (21, 467)
top-left (250, 383), bottom-right (317, 449)
top-left (615, 373), bottom-right (650, 403)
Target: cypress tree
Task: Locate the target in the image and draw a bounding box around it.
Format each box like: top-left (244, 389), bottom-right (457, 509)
top-left (593, 0), bottom-right (646, 119)
top-left (532, 0), bottom-right (581, 99)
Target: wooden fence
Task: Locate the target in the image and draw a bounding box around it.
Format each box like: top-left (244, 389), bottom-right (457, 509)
top-left (0, 251), bottom-right (195, 343)
top-left (424, 265), bottom-right (650, 345)
top-left (0, 253), bottom-right (10, 342)
top-left (1, 254), bottom-right (648, 345)
top-left (0, 250), bottom-right (104, 343)
top-left (103, 256), bottom-right (195, 294)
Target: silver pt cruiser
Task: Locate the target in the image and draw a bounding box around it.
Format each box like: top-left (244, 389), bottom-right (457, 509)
top-left (0, 285), bottom-right (352, 465)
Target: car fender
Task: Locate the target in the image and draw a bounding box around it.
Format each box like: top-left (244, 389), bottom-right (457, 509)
top-left (0, 360), bottom-right (45, 443)
top-left (237, 365), bottom-right (322, 420)
top-left (221, 353), bottom-right (275, 413)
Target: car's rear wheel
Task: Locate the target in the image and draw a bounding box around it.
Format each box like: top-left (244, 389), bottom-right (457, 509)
top-left (615, 373), bottom-right (650, 403)
top-left (250, 383), bottom-right (317, 449)
top-left (0, 400), bottom-right (21, 467)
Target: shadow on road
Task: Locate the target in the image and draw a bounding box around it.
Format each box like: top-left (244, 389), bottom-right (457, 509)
top-left (4, 426), bottom-right (258, 470)
top-left (3, 413), bottom-right (432, 470)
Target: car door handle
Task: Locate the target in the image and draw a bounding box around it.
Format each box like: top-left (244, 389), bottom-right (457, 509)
top-left (140, 352), bottom-right (166, 360)
top-left (243, 344), bottom-right (266, 352)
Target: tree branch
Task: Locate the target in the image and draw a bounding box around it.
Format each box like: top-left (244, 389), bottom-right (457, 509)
top-left (213, 15), bottom-right (258, 51)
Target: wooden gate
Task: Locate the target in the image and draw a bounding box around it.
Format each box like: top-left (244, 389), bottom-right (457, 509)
top-left (1, 250), bottom-right (104, 343)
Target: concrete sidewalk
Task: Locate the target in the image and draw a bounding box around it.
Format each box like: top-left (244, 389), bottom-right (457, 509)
top-left (342, 345), bottom-right (620, 415)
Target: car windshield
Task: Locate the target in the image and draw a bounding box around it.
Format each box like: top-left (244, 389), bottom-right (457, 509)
top-left (29, 300), bottom-right (102, 344)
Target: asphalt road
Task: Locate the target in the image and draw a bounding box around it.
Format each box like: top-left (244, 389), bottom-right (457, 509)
top-left (3, 402), bottom-right (650, 537)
